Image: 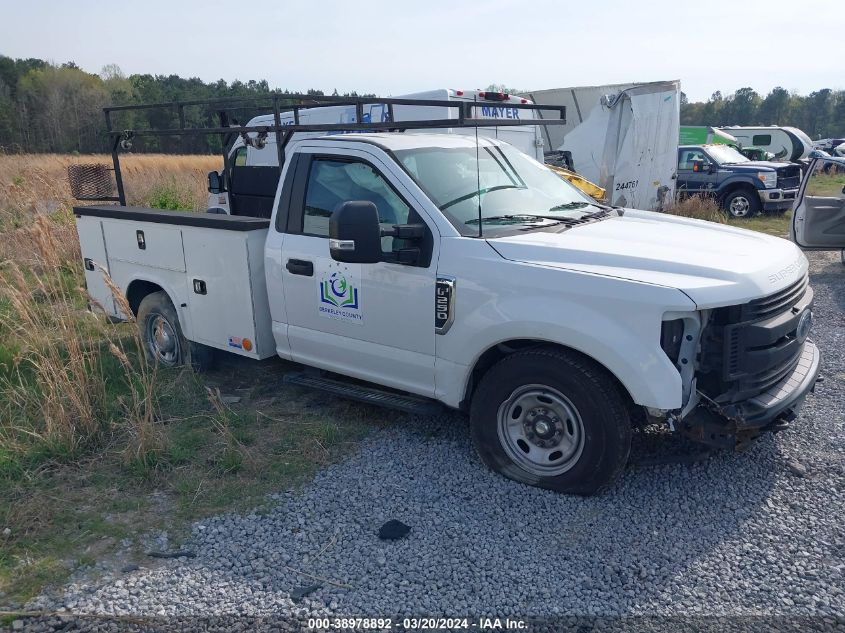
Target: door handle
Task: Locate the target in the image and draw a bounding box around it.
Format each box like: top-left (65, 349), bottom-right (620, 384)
top-left (286, 259), bottom-right (314, 276)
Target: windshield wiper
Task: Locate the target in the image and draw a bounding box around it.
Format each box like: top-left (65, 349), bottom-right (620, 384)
top-left (466, 209), bottom-right (611, 227)
top-left (465, 214), bottom-right (559, 226)
top-left (547, 201), bottom-right (590, 211)
top-left (533, 208), bottom-right (611, 223)
top-left (548, 201), bottom-right (613, 213)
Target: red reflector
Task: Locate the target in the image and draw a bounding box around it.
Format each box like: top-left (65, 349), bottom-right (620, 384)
top-left (520, 98), bottom-right (528, 104)
top-left (478, 91), bottom-right (486, 98)
top-left (455, 90), bottom-right (464, 96)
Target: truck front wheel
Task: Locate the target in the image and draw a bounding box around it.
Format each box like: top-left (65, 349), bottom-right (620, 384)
top-left (137, 291), bottom-right (214, 372)
top-left (470, 348), bottom-right (631, 495)
top-left (722, 188), bottom-right (761, 218)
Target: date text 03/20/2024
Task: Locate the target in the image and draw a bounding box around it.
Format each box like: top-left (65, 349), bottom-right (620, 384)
top-left (307, 617), bottom-right (528, 630)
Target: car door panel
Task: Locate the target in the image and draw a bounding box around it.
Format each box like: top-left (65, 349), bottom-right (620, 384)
top-left (794, 196), bottom-right (845, 248)
top-left (280, 147), bottom-right (438, 397)
top-left (676, 148), bottom-right (714, 197)
top-left (792, 157), bottom-right (845, 249)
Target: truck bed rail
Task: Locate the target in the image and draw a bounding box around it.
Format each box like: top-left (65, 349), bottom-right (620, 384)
top-left (73, 205), bottom-right (271, 231)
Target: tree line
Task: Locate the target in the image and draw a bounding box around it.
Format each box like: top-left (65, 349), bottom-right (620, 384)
top-left (681, 87), bottom-right (845, 139)
top-left (0, 56), bottom-right (369, 155)
top-left (2, 55), bottom-right (844, 154)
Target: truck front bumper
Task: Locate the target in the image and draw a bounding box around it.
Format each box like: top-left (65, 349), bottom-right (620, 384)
top-left (758, 187), bottom-right (799, 211)
top-left (680, 340), bottom-right (820, 448)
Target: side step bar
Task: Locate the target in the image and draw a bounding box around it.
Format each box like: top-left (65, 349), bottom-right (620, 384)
top-left (283, 372), bottom-right (443, 415)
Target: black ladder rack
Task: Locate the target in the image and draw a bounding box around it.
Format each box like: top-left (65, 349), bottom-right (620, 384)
top-left (102, 93), bottom-right (567, 206)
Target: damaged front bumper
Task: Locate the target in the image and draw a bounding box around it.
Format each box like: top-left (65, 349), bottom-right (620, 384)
top-left (678, 340), bottom-right (820, 449)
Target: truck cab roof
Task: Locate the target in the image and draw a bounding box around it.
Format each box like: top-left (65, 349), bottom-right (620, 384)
top-left (301, 132), bottom-right (508, 152)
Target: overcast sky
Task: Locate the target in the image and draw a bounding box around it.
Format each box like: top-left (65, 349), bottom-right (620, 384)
top-left (0, 0), bottom-right (840, 102)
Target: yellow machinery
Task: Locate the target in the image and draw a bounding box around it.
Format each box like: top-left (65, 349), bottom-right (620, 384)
top-left (547, 165), bottom-right (606, 202)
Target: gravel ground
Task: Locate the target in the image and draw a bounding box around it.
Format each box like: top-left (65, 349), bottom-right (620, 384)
top-left (14, 251), bottom-right (845, 630)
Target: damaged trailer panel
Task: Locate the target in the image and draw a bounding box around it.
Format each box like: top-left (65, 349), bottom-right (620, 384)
top-left (527, 81), bottom-right (681, 211)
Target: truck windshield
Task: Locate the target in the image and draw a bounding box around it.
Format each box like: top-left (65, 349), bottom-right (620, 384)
top-left (394, 144), bottom-right (600, 235)
top-left (707, 145), bottom-right (750, 165)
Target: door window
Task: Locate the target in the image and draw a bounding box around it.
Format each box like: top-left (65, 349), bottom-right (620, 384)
top-left (302, 159), bottom-right (412, 252)
top-left (807, 161), bottom-right (845, 196)
top-left (678, 149), bottom-right (707, 170)
top-left (233, 146), bottom-right (248, 166)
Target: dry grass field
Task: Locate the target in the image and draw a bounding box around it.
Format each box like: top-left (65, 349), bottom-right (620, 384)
top-left (0, 153), bottom-right (219, 258)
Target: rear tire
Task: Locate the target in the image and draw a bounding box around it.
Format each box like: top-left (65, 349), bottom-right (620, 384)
top-left (137, 291), bottom-right (214, 372)
top-left (470, 348), bottom-right (631, 495)
top-left (722, 188), bottom-right (761, 218)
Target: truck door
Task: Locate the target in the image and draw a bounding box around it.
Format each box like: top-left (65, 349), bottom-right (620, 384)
top-left (279, 147), bottom-right (439, 396)
top-left (791, 156), bottom-right (845, 251)
top-left (676, 148), bottom-right (716, 198)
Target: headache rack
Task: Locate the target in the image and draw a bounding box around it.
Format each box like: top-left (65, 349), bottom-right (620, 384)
top-left (78, 93), bottom-right (567, 206)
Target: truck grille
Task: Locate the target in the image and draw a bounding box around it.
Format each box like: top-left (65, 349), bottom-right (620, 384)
top-left (776, 165), bottom-right (801, 190)
top-left (741, 274), bottom-right (808, 321)
top-left (698, 275), bottom-right (813, 403)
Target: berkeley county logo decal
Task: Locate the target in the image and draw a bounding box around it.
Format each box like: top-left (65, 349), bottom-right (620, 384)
top-left (317, 258), bottom-right (363, 324)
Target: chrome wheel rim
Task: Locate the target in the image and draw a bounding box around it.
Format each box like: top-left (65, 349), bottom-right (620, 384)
top-left (146, 314), bottom-right (179, 365)
top-left (496, 384), bottom-right (585, 476)
top-left (729, 195), bottom-right (751, 217)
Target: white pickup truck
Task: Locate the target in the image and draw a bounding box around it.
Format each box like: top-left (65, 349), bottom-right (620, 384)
top-left (76, 132), bottom-right (821, 495)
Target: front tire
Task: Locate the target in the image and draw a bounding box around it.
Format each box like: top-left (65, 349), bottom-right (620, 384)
top-left (137, 291), bottom-right (214, 371)
top-left (470, 348), bottom-right (631, 495)
top-left (722, 188), bottom-right (761, 218)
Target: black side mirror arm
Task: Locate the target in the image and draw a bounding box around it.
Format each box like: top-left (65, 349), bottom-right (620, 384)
top-left (381, 223), bottom-right (425, 239)
top-left (383, 248), bottom-right (421, 265)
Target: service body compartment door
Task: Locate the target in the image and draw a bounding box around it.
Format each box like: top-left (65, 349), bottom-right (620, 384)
top-left (182, 227), bottom-right (274, 359)
top-left (102, 221), bottom-right (186, 272)
top-left (75, 215), bottom-right (116, 316)
top-left (792, 157), bottom-right (845, 250)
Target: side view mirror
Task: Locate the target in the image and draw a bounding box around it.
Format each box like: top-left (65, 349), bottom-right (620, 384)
top-left (207, 171), bottom-right (225, 194)
top-left (692, 160), bottom-right (711, 173)
top-left (329, 201), bottom-right (383, 264)
top-left (330, 201), bottom-right (427, 265)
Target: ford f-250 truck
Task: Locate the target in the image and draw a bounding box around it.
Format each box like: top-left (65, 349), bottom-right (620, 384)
top-left (74, 98), bottom-right (820, 495)
top-left (677, 144), bottom-right (801, 218)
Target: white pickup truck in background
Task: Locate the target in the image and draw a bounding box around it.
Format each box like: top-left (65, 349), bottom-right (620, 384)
top-left (76, 114), bottom-right (823, 494)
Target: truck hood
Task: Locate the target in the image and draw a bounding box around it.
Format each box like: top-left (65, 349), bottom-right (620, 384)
top-left (487, 209), bottom-right (808, 308)
top-left (720, 160), bottom-right (783, 172)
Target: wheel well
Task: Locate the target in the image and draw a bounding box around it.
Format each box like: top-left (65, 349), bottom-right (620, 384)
top-left (461, 339), bottom-right (637, 413)
top-left (126, 280), bottom-right (163, 316)
top-left (720, 182), bottom-right (757, 201)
